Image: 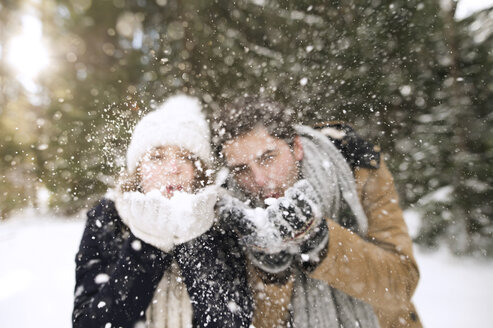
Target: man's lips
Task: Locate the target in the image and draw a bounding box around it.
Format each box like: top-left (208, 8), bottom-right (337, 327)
top-left (263, 191), bottom-right (282, 199)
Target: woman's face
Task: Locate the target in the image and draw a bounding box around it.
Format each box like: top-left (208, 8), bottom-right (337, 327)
top-left (138, 145), bottom-right (196, 198)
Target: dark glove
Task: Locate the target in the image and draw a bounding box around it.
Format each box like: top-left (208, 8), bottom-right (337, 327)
top-left (248, 249), bottom-right (293, 274)
top-left (265, 180), bottom-right (329, 272)
top-left (217, 196), bottom-right (295, 277)
top-left (216, 195), bottom-right (256, 236)
top-left (265, 180), bottom-right (321, 246)
top-left (217, 180), bottom-right (324, 254)
top-left (296, 218), bottom-right (329, 272)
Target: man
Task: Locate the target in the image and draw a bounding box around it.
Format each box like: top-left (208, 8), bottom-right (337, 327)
top-left (215, 96), bottom-right (422, 328)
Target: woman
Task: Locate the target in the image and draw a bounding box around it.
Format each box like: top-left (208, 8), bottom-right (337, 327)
top-left (72, 95), bottom-right (252, 328)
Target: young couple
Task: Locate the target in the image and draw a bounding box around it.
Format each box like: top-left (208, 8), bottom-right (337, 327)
top-left (72, 95), bottom-right (422, 328)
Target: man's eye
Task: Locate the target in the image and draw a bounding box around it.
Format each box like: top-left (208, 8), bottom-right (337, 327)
top-left (260, 154), bottom-right (275, 165)
top-left (232, 166), bottom-right (248, 175)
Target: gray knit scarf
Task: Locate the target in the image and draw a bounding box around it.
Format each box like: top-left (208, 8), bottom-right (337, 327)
top-left (291, 125), bottom-right (379, 328)
top-left (295, 124), bottom-right (368, 235)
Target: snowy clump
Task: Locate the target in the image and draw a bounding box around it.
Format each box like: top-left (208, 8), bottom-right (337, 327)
top-left (243, 207), bottom-right (284, 252)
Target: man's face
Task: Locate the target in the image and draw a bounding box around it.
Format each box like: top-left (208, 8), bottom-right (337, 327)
top-left (223, 125), bottom-right (303, 201)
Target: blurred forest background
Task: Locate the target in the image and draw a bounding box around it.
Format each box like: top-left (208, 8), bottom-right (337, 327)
top-left (0, 0), bottom-right (492, 256)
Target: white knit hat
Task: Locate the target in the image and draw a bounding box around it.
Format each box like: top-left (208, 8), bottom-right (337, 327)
top-left (126, 94), bottom-right (212, 173)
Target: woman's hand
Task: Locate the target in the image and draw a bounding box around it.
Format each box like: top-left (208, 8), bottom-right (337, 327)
top-left (114, 186), bottom-right (217, 252)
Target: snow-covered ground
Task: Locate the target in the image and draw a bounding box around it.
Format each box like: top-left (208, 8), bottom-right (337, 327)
top-left (1, 213), bottom-right (492, 327)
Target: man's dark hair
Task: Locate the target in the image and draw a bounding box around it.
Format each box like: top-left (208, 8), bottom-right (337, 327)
top-left (213, 95), bottom-right (297, 155)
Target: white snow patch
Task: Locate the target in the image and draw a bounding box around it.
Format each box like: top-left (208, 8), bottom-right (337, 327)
top-left (403, 209), bottom-right (422, 239)
top-left (413, 246), bottom-right (493, 327)
top-left (131, 239), bottom-right (142, 251)
top-left (456, 0), bottom-right (493, 19)
top-left (418, 185), bottom-right (454, 205)
top-left (250, 0), bottom-right (265, 6)
top-left (227, 300), bottom-right (239, 313)
top-left (0, 214), bottom-right (83, 328)
top-left (95, 273), bottom-right (110, 284)
top-left (399, 85), bottom-right (412, 96)
top-left (0, 270), bottom-right (34, 302)
top-left (1, 214), bottom-right (493, 327)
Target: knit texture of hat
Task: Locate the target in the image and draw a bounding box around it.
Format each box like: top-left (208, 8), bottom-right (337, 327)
top-left (126, 94), bottom-right (211, 173)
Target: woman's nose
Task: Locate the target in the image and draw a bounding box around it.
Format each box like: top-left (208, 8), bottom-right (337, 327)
top-left (163, 159), bottom-right (180, 175)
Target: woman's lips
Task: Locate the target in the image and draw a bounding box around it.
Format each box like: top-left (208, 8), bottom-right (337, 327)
top-left (165, 185), bottom-right (183, 195)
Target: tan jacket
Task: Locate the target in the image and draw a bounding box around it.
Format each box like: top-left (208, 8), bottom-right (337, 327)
top-left (249, 159), bottom-right (422, 328)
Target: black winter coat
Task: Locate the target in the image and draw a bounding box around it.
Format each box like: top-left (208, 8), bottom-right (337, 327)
top-left (72, 198), bottom-right (252, 328)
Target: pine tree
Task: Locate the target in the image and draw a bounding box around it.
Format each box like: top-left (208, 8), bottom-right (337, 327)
top-left (1, 0), bottom-right (491, 256)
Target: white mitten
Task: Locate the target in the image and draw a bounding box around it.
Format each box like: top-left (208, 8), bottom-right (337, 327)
top-left (114, 186), bottom-right (218, 252)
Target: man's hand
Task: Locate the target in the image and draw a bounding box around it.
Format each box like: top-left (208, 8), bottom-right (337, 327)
top-left (218, 180), bottom-right (329, 271)
top-left (266, 180), bottom-right (329, 269)
top-left (217, 180), bottom-right (322, 252)
top-left (217, 194), bottom-right (288, 253)
top-left (216, 194), bottom-right (257, 236)
top-left (248, 249), bottom-right (293, 279)
top-left (296, 218), bottom-right (329, 271)
top-left (265, 180), bottom-right (321, 244)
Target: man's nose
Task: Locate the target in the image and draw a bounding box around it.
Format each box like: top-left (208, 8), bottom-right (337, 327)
top-left (251, 165), bottom-right (267, 187)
